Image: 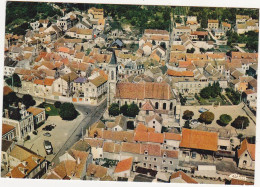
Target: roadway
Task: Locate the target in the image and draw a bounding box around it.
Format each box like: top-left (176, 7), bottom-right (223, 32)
top-left (49, 99), bottom-right (107, 166)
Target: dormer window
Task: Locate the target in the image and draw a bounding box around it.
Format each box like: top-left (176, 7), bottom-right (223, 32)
top-left (144, 150), bottom-right (148, 155)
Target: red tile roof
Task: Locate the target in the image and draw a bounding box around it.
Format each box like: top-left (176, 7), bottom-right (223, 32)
top-left (164, 132), bottom-right (182, 141)
top-left (170, 171), bottom-right (198, 183)
top-left (167, 69), bottom-right (194, 77)
top-left (116, 82), bottom-right (173, 100)
top-left (237, 139), bottom-right (255, 161)
top-left (231, 179), bottom-right (253, 185)
top-left (180, 128), bottom-right (218, 151)
top-left (141, 144), bottom-right (161, 157)
top-left (3, 86), bottom-right (13, 96)
top-left (2, 124), bottom-right (15, 136)
top-left (114, 157), bottom-right (133, 173)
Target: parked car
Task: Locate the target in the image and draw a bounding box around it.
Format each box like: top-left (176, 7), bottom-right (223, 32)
top-left (190, 119), bottom-right (201, 126)
top-left (43, 140), bottom-right (53, 155)
top-left (43, 132), bottom-right (51, 137)
top-left (42, 125), bottom-right (54, 131)
top-left (199, 108), bottom-right (208, 113)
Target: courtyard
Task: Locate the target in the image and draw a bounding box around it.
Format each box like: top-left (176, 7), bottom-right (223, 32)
top-left (180, 103), bottom-right (256, 137)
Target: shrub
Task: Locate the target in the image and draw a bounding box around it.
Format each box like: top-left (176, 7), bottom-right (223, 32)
top-left (108, 103), bottom-right (120, 116)
top-left (199, 111), bottom-right (215, 124)
top-left (54, 101), bottom-right (61, 108)
top-left (59, 102), bottom-right (78, 120)
top-left (231, 116), bottom-right (249, 129)
top-left (219, 114), bottom-right (232, 126)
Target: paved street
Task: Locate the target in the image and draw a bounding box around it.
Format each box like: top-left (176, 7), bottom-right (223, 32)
top-left (22, 99), bottom-right (107, 168)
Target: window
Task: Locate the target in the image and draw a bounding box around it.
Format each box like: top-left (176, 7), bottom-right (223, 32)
top-left (146, 110), bottom-right (149, 115)
top-left (163, 154), bottom-right (166, 158)
top-left (163, 160), bottom-right (166, 163)
top-left (143, 163), bottom-right (146, 167)
top-left (155, 102), bottom-right (159, 109)
top-left (153, 126), bottom-right (155, 128)
top-left (154, 158), bottom-right (157, 161)
top-left (144, 157), bottom-right (148, 160)
top-left (163, 103), bottom-right (166, 110)
top-left (144, 151), bottom-right (148, 155)
top-left (154, 165), bottom-right (157, 170)
top-left (243, 160), bottom-right (247, 165)
top-left (245, 153), bottom-right (248, 157)
top-left (153, 121), bottom-right (155, 124)
top-left (170, 161), bottom-right (173, 165)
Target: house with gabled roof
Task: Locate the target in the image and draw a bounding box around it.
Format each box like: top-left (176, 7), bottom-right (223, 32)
top-left (106, 114), bottom-right (127, 132)
top-left (237, 139), bottom-right (255, 170)
top-left (170, 171), bottom-right (198, 184)
top-left (114, 157), bottom-right (133, 178)
top-left (86, 163), bottom-right (108, 180)
top-left (5, 144), bottom-right (46, 179)
top-left (145, 114), bottom-right (163, 133)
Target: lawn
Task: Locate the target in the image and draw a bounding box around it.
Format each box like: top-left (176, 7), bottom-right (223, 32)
top-left (196, 94), bottom-right (231, 106)
top-left (37, 102), bottom-right (60, 116)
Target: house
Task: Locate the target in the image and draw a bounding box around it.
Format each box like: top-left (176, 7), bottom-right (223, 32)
top-left (5, 145), bottom-right (46, 179)
top-left (4, 57), bottom-right (18, 77)
top-left (208, 20), bottom-right (219, 30)
top-left (33, 78), bottom-right (55, 97)
top-left (2, 123), bottom-right (16, 141)
top-left (2, 103), bottom-right (34, 140)
top-left (221, 22), bottom-right (231, 32)
top-left (179, 128), bottom-right (218, 162)
top-left (114, 157), bottom-right (133, 178)
top-left (83, 74), bottom-right (107, 105)
top-left (1, 139), bottom-right (15, 170)
top-left (86, 163), bottom-right (108, 180)
top-left (163, 132), bottom-right (182, 150)
top-left (186, 16), bottom-right (201, 31)
top-left (145, 114), bottom-right (163, 133)
top-left (26, 107), bottom-right (46, 129)
top-left (173, 26), bottom-right (191, 39)
top-left (243, 89), bottom-right (257, 109)
top-left (237, 139), bottom-right (255, 170)
top-left (170, 171), bottom-right (198, 184)
top-left (106, 115), bottom-right (127, 131)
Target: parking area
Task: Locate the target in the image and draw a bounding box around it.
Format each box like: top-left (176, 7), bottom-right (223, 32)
top-left (180, 103), bottom-right (256, 137)
top-left (23, 113), bottom-right (84, 162)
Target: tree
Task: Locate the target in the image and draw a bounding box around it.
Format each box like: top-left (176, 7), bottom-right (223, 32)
top-left (5, 73), bottom-right (21, 87)
top-left (108, 103), bottom-right (120, 116)
top-left (199, 111), bottom-right (215, 124)
top-left (200, 48), bottom-right (206, 53)
top-left (183, 110), bottom-right (194, 120)
top-left (183, 120), bottom-right (191, 129)
top-left (120, 104), bottom-right (128, 116)
top-left (231, 116), bottom-right (249, 129)
top-left (3, 92), bottom-right (19, 109)
top-left (187, 48), bottom-right (195, 53)
top-left (22, 94), bottom-right (36, 109)
top-left (54, 101), bottom-right (61, 108)
top-left (59, 102), bottom-right (78, 120)
top-left (219, 114), bottom-right (232, 126)
top-left (127, 103), bottom-right (140, 117)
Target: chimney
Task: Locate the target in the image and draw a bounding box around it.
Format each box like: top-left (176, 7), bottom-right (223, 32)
top-left (4, 109), bottom-right (9, 119)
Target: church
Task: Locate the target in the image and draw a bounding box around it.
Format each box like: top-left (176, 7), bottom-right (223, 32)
top-left (107, 51), bottom-right (181, 129)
